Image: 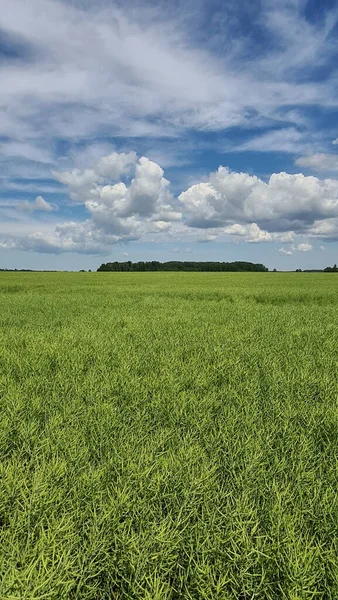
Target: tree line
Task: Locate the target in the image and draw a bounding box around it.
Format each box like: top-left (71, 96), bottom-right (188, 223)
top-left (97, 261), bottom-right (269, 272)
top-left (0, 268), bottom-right (58, 272)
top-left (296, 264), bottom-right (338, 273)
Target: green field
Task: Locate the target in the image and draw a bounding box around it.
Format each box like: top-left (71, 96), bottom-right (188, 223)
top-left (1, 272), bottom-right (338, 599)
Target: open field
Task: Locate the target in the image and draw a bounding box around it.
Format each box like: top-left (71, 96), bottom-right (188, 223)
top-left (1, 272), bottom-right (338, 599)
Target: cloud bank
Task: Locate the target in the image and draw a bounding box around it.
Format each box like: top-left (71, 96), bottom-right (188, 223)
top-left (3, 151), bottom-right (338, 254)
top-left (179, 167), bottom-right (338, 237)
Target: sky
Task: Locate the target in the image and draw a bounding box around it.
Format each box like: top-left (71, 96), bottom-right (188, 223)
top-left (1, 0), bottom-right (338, 271)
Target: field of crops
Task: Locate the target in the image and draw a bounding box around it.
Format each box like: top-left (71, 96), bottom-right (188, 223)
top-left (1, 272), bottom-right (338, 599)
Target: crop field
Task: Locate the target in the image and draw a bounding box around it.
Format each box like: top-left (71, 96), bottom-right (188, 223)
top-left (1, 272), bottom-right (338, 599)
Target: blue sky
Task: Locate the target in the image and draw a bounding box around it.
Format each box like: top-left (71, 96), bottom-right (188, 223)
top-left (1, 0), bottom-right (338, 271)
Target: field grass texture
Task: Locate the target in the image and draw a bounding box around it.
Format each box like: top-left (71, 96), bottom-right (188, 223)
top-left (1, 272), bottom-right (338, 599)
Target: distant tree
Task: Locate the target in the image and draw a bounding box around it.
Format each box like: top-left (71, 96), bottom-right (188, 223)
top-left (324, 264), bottom-right (338, 272)
top-left (296, 269), bottom-right (302, 272)
top-left (273, 268), bottom-right (277, 272)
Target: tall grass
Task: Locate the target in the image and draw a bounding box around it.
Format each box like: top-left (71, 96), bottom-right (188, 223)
top-left (1, 272), bottom-right (338, 599)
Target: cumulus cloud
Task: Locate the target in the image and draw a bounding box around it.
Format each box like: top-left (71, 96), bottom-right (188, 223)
top-left (96, 152), bottom-right (137, 179)
top-left (179, 167), bottom-right (338, 234)
top-left (17, 195), bottom-right (57, 213)
top-left (245, 224), bottom-right (273, 243)
top-left (83, 156), bottom-right (178, 240)
top-left (295, 154), bottom-right (338, 172)
top-left (125, 157), bottom-right (171, 218)
top-left (307, 218), bottom-right (338, 241)
top-left (280, 231), bottom-right (295, 243)
top-left (224, 223), bottom-right (273, 243)
top-left (279, 247), bottom-right (292, 255)
top-left (52, 169), bottom-right (99, 203)
top-left (223, 223), bottom-right (248, 237)
top-left (295, 242), bottom-right (313, 252)
top-left (4, 153), bottom-right (181, 253)
top-left (333, 139), bottom-right (338, 145)
top-left (5, 152), bottom-right (338, 254)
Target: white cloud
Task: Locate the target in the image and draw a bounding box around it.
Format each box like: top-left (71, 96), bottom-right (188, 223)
top-left (223, 223), bottom-right (248, 236)
top-left (320, 245), bottom-right (326, 251)
top-left (17, 195), bottom-right (57, 213)
top-left (295, 242), bottom-right (312, 252)
top-left (246, 224), bottom-right (273, 243)
top-left (197, 232), bottom-right (219, 243)
top-left (224, 222), bottom-right (272, 243)
top-left (179, 167), bottom-right (338, 233)
top-left (5, 151), bottom-right (338, 254)
top-left (126, 157), bottom-right (171, 217)
top-left (279, 247), bottom-right (292, 255)
top-left (307, 218), bottom-right (338, 241)
top-left (332, 139), bottom-right (338, 145)
top-left (295, 154), bottom-right (338, 172)
top-left (52, 168), bottom-right (99, 203)
top-left (35, 196), bottom-right (56, 211)
top-left (280, 231), bottom-right (295, 242)
top-left (11, 222), bottom-right (108, 255)
top-left (83, 156), bottom-right (177, 235)
top-left (239, 128), bottom-right (311, 154)
top-left (0, 0), bottom-right (241, 149)
top-left (1, 0), bottom-right (338, 174)
top-left (96, 152), bottom-right (137, 179)
top-left (3, 153), bottom-right (180, 253)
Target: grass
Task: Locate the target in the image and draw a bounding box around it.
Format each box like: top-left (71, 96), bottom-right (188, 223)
top-left (1, 271), bottom-right (338, 599)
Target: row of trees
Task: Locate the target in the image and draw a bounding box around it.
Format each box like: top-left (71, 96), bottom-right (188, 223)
top-left (294, 265), bottom-right (338, 272)
top-left (97, 261), bottom-right (269, 272)
top-left (0, 268), bottom-right (58, 272)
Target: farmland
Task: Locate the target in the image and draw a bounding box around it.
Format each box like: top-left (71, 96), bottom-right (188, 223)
top-left (1, 271), bottom-right (338, 599)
